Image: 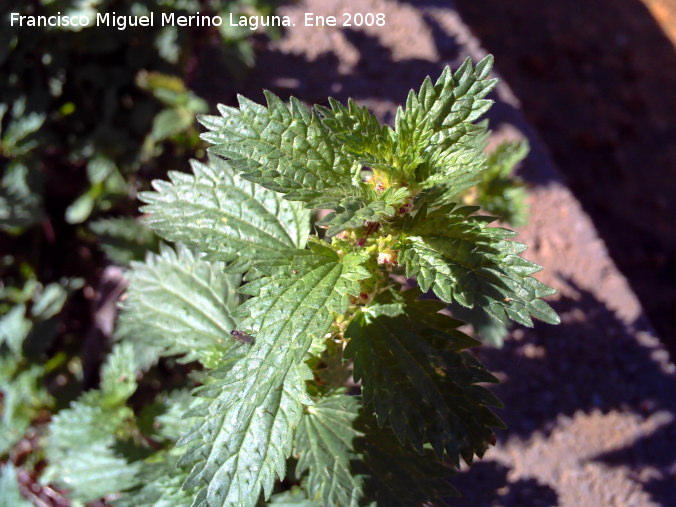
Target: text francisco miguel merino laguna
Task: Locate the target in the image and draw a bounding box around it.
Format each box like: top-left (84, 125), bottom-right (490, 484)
top-left (9, 11), bottom-right (293, 31)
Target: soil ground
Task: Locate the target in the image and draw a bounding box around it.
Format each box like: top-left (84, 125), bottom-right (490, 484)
top-left (453, 0), bottom-right (676, 356)
top-left (232, 0), bottom-right (676, 504)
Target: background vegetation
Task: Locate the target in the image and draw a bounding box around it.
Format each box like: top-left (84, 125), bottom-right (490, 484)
top-left (1, 0), bottom-right (280, 501)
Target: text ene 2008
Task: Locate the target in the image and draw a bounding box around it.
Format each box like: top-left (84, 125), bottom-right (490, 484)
top-left (305, 12), bottom-right (386, 27)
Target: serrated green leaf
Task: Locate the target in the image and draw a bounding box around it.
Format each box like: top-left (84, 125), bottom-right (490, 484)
top-left (294, 395), bottom-right (457, 506)
top-left (354, 414), bottom-right (458, 506)
top-left (486, 139), bottom-right (529, 179)
top-left (295, 394), bottom-right (364, 507)
top-left (317, 97), bottom-right (395, 170)
top-left (237, 249), bottom-right (369, 333)
top-left (116, 244), bottom-right (240, 368)
top-left (140, 154), bottom-right (310, 268)
top-left (179, 358), bottom-right (311, 507)
top-left (0, 98), bottom-right (45, 157)
top-left (44, 389), bottom-right (131, 450)
top-left (114, 455), bottom-right (195, 507)
top-left (116, 385), bottom-right (197, 505)
top-left (475, 139), bottom-right (530, 227)
top-left (394, 56), bottom-right (497, 194)
top-left (197, 93), bottom-right (413, 237)
top-left (345, 289), bottom-right (504, 466)
top-left (316, 196), bottom-right (395, 237)
top-left (399, 203), bottom-right (559, 327)
top-left (153, 389), bottom-right (196, 443)
top-left (199, 92), bottom-right (356, 206)
top-left (100, 342), bottom-right (138, 405)
top-left (42, 344), bottom-right (142, 499)
top-left (51, 439), bottom-right (141, 502)
top-left (0, 163), bottom-right (44, 232)
top-left (177, 249), bottom-right (366, 507)
top-left (0, 363), bottom-right (51, 455)
top-left (449, 300), bottom-right (510, 348)
top-left (43, 390), bottom-right (139, 501)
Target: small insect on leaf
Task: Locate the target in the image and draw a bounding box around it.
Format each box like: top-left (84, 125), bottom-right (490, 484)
top-left (230, 330), bottom-right (255, 345)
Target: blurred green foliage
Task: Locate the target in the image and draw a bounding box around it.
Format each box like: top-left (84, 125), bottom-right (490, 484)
top-left (476, 139), bottom-right (530, 228)
top-left (1, 0), bottom-right (278, 230)
top-left (0, 0), bottom-right (280, 492)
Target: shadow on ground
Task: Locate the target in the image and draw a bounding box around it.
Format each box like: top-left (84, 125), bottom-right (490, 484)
top-left (452, 461), bottom-right (558, 507)
top-left (450, 0), bottom-right (676, 353)
top-left (451, 282), bottom-right (676, 506)
top-left (480, 282), bottom-right (673, 439)
top-left (239, 11), bottom-right (473, 109)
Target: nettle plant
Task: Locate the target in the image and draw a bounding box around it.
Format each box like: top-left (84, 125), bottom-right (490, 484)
top-left (43, 55), bottom-right (559, 506)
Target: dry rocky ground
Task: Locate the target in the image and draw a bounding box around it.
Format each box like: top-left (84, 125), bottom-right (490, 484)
top-left (234, 0), bottom-right (676, 505)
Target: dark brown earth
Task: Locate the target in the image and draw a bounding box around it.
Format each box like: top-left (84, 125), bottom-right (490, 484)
top-left (230, 0), bottom-right (676, 504)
